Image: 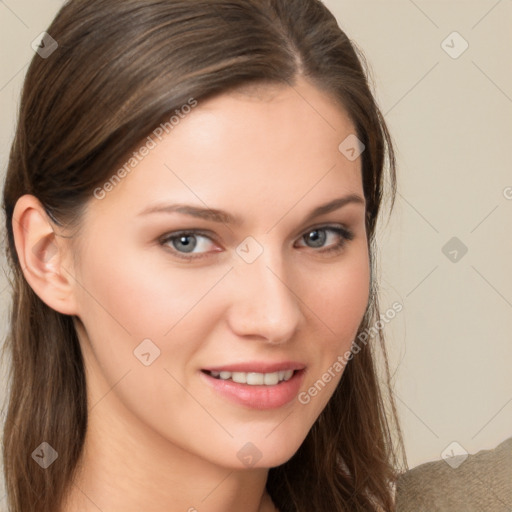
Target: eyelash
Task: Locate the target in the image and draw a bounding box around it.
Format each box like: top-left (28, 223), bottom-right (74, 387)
top-left (158, 225), bottom-right (355, 261)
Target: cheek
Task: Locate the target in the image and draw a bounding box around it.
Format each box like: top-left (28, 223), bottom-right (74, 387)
top-left (72, 241), bottom-right (227, 426)
top-left (76, 237), bottom-right (215, 332)
top-left (73, 239), bottom-right (231, 374)
top-left (308, 245), bottom-right (370, 350)
top-left (294, 246), bottom-right (370, 426)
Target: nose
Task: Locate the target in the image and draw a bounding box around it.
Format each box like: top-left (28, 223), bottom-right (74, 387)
top-left (226, 249), bottom-right (303, 345)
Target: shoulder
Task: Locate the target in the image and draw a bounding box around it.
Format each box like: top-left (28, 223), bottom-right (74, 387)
top-left (395, 436), bottom-right (512, 511)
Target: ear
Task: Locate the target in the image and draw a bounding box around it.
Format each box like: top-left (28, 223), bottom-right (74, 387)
top-left (12, 194), bottom-right (79, 316)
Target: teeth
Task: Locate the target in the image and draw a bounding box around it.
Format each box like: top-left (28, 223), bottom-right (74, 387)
top-left (207, 369), bottom-right (295, 385)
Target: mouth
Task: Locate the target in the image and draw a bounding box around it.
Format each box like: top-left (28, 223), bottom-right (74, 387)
top-left (200, 368), bottom-right (306, 410)
top-left (201, 369), bottom-right (297, 386)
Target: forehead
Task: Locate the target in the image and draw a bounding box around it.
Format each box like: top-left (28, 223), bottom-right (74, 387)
top-left (88, 79), bottom-right (364, 225)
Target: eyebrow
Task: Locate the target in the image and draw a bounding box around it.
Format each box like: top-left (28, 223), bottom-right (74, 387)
top-left (138, 193), bottom-right (365, 226)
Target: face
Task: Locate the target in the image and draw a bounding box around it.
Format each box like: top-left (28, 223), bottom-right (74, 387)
top-left (68, 78), bottom-right (370, 469)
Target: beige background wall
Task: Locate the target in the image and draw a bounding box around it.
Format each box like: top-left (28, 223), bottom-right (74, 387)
top-left (0, 0), bottom-right (511, 503)
top-left (327, 0), bottom-right (512, 468)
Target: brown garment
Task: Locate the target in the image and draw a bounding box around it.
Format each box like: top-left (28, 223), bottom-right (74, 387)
top-left (395, 437), bottom-right (512, 511)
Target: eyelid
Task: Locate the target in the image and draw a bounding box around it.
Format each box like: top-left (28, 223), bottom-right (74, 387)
top-left (294, 224), bottom-right (354, 249)
top-left (159, 228), bottom-right (218, 242)
top-left (299, 221), bottom-right (353, 237)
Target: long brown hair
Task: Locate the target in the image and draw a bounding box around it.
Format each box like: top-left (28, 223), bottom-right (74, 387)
top-left (1, 0), bottom-right (406, 510)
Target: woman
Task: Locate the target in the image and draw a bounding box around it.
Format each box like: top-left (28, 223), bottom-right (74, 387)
top-left (1, 0), bottom-right (405, 510)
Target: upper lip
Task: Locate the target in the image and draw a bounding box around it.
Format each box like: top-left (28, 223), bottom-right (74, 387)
top-left (202, 361), bottom-right (306, 373)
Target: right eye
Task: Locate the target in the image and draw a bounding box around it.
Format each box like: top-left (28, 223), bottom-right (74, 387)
top-left (159, 230), bottom-right (222, 260)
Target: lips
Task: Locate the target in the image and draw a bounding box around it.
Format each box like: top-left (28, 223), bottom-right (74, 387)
top-left (199, 363), bottom-right (305, 410)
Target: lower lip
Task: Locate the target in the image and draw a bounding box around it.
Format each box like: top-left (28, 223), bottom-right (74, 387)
top-left (200, 370), bottom-right (305, 410)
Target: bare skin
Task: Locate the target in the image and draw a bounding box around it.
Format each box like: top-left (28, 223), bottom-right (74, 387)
top-left (13, 77), bottom-right (369, 512)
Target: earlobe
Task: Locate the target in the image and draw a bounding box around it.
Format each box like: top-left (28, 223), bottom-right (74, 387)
top-left (12, 194), bottom-right (79, 316)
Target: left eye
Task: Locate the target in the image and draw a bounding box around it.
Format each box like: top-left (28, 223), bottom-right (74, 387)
top-left (296, 226), bottom-right (353, 250)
